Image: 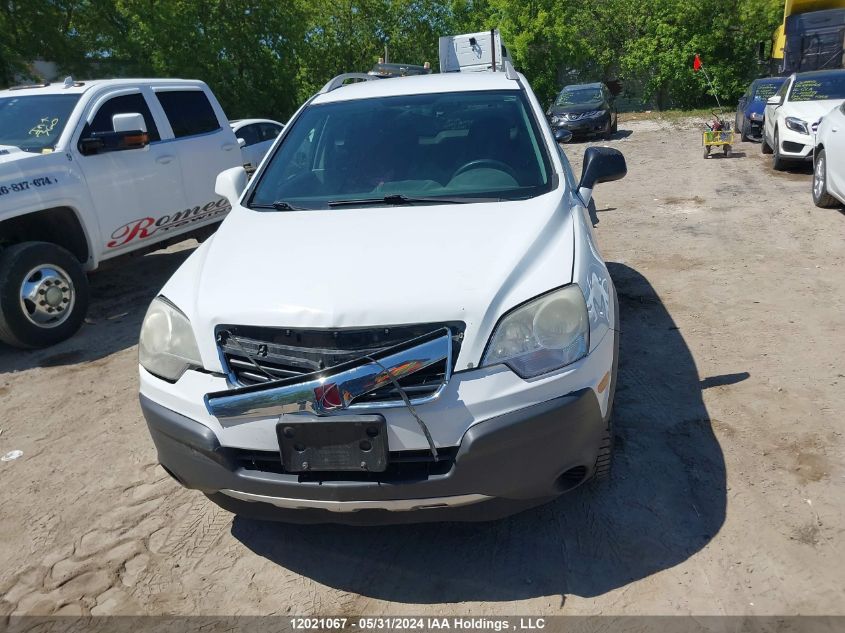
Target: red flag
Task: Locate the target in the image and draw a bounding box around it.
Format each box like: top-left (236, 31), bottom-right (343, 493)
top-left (693, 54), bottom-right (702, 72)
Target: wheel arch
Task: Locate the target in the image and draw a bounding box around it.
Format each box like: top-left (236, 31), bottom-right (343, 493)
top-left (0, 206), bottom-right (90, 264)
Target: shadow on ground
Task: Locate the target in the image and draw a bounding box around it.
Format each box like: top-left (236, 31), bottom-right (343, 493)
top-left (564, 129), bottom-right (633, 144)
top-left (231, 263), bottom-right (727, 601)
top-left (0, 247), bottom-right (194, 373)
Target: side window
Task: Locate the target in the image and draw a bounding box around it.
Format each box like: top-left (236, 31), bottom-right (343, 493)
top-left (236, 124), bottom-right (260, 147)
top-left (155, 90), bottom-right (220, 138)
top-left (83, 93), bottom-right (160, 142)
top-left (259, 123), bottom-right (282, 142)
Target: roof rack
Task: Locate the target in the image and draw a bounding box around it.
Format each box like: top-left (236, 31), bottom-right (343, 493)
top-left (319, 73), bottom-right (378, 94)
top-left (8, 82), bottom-right (50, 91)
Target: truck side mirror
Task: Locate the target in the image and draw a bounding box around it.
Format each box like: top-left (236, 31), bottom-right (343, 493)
top-left (215, 166), bottom-right (248, 207)
top-left (78, 112), bottom-right (150, 156)
top-left (578, 146), bottom-right (626, 206)
top-left (237, 137), bottom-right (246, 148)
top-left (112, 112), bottom-right (147, 134)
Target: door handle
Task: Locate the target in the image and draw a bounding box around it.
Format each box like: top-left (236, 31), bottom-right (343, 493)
top-left (156, 155), bottom-right (175, 165)
top-left (222, 143), bottom-right (236, 151)
top-left (832, 128), bottom-right (839, 133)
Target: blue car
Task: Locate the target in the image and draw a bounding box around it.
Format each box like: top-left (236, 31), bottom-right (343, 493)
top-left (735, 77), bottom-right (787, 141)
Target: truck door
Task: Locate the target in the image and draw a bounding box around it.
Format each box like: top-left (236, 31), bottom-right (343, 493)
top-left (75, 90), bottom-right (188, 256)
top-left (151, 87), bottom-right (240, 224)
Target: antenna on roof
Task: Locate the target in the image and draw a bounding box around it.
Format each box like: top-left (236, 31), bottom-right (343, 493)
top-left (63, 76), bottom-right (74, 89)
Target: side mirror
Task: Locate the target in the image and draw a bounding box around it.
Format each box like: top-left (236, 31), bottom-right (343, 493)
top-left (112, 112), bottom-right (146, 134)
top-left (578, 146), bottom-right (626, 206)
top-left (215, 166), bottom-right (248, 207)
top-left (767, 95), bottom-right (783, 106)
top-left (237, 137), bottom-right (246, 148)
top-left (554, 128), bottom-right (573, 143)
top-left (78, 130), bottom-right (149, 156)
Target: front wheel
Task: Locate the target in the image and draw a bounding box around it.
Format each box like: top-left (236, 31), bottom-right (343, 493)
top-left (762, 132), bottom-right (773, 154)
top-left (0, 242), bottom-right (89, 349)
top-left (813, 149), bottom-right (840, 208)
top-left (740, 119), bottom-right (751, 142)
top-left (771, 129), bottom-right (789, 171)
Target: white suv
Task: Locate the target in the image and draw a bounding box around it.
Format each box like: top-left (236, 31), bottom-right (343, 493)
top-left (138, 67), bottom-right (627, 524)
top-left (0, 78), bottom-right (241, 348)
top-left (763, 69), bottom-right (845, 170)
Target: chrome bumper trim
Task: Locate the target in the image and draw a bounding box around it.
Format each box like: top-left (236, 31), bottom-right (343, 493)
top-left (205, 328), bottom-right (452, 422)
top-left (219, 489), bottom-right (492, 512)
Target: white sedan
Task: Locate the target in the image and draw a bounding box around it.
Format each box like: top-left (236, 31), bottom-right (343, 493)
top-left (763, 69), bottom-right (845, 170)
top-left (230, 118), bottom-right (284, 170)
top-left (812, 102), bottom-right (845, 208)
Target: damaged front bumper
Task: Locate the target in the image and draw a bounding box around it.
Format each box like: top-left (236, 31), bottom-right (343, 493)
top-left (142, 387), bottom-right (607, 524)
top-left (139, 322), bottom-right (617, 523)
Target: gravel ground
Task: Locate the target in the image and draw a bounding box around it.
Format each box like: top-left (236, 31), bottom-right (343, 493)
top-left (0, 118), bottom-right (843, 617)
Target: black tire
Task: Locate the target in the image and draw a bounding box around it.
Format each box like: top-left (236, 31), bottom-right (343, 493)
top-left (0, 242), bottom-right (89, 349)
top-left (813, 149), bottom-right (840, 208)
top-left (603, 120), bottom-right (612, 140)
top-left (704, 145), bottom-right (711, 158)
top-left (762, 131), bottom-right (773, 154)
top-left (771, 128), bottom-right (789, 171)
top-left (611, 114), bottom-right (618, 133)
top-left (740, 119), bottom-right (750, 142)
top-left (592, 423), bottom-right (614, 480)
top-left (724, 144), bottom-right (731, 158)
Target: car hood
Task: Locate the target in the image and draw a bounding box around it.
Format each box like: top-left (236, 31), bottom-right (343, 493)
top-left (550, 101), bottom-right (607, 115)
top-left (0, 145), bottom-right (36, 164)
top-left (745, 100), bottom-right (766, 116)
top-left (164, 193), bottom-right (576, 370)
top-left (783, 99), bottom-right (844, 123)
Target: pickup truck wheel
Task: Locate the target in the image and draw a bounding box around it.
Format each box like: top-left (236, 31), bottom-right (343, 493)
top-left (0, 242), bottom-right (89, 349)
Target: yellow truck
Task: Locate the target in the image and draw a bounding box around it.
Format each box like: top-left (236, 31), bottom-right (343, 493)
top-left (771, 0), bottom-right (845, 73)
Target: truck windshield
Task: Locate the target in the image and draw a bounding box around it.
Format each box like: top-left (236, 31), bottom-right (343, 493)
top-left (0, 94), bottom-right (80, 153)
top-left (789, 74), bottom-right (845, 101)
top-left (250, 90), bottom-right (553, 210)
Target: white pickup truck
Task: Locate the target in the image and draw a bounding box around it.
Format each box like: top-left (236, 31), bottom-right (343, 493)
top-left (0, 77), bottom-right (242, 348)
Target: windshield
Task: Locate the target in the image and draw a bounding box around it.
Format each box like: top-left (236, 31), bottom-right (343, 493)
top-left (0, 94), bottom-right (80, 152)
top-left (555, 88), bottom-right (602, 106)
top-left (789, 74), bottom-right (845, 101)
top-left (752, 80), bottom-right (785, 101)
top-left (250, 90), bottom-right (553, 209)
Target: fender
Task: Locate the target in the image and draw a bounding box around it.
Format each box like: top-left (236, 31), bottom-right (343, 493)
top-left (0, 152), bottom-right (101, 270)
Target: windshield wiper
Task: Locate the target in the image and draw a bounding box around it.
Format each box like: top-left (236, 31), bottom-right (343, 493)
top-left (327, 194), bottom-right (500, 208)
top-left (250, 200), bottom-right (309, 211)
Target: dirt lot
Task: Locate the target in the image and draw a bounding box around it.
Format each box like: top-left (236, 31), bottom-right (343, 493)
top-left (0, 118), bottom-right (843, 617)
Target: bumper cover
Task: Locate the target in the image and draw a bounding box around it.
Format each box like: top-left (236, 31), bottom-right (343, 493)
top-left (141, 387), bottom-right (607, 523)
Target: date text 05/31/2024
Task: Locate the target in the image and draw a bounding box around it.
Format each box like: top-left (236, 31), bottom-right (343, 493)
top-left (289, 617), bottom-right (547, 631)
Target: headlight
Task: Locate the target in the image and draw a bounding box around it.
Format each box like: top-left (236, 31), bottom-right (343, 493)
top-left (583, 110), bottom-right (606, 118)
top-left (749, 112), bottom-right (763, 121)
top-left (481, 285), bottom-right (590, 379)
top-left (785, 117), bottom-right (809, 135)
top-left (139, 296), bottom-right (202, 381)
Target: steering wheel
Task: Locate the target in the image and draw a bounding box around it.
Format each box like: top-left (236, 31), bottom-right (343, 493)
top-left (451, 159), bottom-right (519, 181)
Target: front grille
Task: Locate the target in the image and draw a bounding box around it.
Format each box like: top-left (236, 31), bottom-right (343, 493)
top-left (232, 447), bottom-right (458, 482)
top-left (216, 322), bottom-right (465, 405)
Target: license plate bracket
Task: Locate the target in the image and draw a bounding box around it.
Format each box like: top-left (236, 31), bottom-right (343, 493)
top-left (276, 414), bottom-right (388, 473)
